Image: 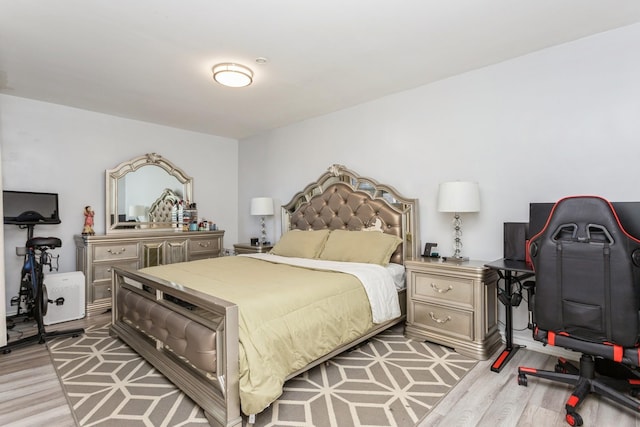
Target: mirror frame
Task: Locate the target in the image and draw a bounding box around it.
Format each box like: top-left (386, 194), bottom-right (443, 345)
top-left (105, 152), bottom-right (193, 234)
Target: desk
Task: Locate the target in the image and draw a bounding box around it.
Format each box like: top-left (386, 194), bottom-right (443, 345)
top-left (485, 259), bottom-right (534, 372)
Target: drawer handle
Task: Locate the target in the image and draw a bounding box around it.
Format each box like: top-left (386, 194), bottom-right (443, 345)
top-left (198, 242), bottom-right (211, 247)
top-left (107, 248), bottom-right (126, 255)
top-left (430, 283), bottom-right (453, 293)
top-left (429, 312), bottom-right (452, 324)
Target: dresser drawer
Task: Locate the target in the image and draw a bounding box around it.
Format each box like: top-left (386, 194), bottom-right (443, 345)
top-left (410, 300), bottom-right (473, 341)
top-left (93, 259), bottom-right (140, 282)
top-left (93, 243), bottom-right (139, 261)
top-left (93, 282), bottom-right (113, 301)
top-left (411, 271), bottom-right (474, 308)
top-left (189, 237), bottom-right (221, 255)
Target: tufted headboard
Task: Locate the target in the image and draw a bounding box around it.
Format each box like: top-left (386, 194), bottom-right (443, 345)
top-left (148, 188), bottom-right (180, 224)
top-left (282, 164), bottom-right (420, 264)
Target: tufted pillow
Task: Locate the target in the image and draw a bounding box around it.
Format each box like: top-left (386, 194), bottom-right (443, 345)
top-left (318, 230), bottom-right (402, 265)
top-left (270, 229), bottom-right (331, 259)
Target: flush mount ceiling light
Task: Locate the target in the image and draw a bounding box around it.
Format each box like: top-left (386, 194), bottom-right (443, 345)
top-left (212, 63), bottom-right (253, 88)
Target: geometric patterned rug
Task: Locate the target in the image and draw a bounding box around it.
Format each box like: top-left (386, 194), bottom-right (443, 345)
top-left (48, 323), bottom-right (477, 427)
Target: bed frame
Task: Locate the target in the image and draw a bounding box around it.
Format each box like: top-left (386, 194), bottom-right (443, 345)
top-left (110, 164), bottom-right (420, 427)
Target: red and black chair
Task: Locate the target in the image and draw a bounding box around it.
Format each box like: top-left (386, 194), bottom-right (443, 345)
top-left (518, 196), bottom-right (640, 426)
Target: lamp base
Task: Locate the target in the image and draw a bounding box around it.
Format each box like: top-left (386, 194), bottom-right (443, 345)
top-left (442, 255), bottom-right (469, 263)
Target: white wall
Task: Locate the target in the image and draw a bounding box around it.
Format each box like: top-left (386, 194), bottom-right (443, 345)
top-left (239, 23), bottom-right (640, 257)
top-left (0, 95), bottom-right (239, 313)
top-left (238, 24), bottom-right (640, 341)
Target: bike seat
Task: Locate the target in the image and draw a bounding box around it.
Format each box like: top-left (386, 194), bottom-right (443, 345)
top-left (27, 237), bottom-right (62, 249)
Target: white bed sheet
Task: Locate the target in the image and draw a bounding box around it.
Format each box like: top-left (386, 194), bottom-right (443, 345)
top-left (386, 263), bottom-right (406, 290)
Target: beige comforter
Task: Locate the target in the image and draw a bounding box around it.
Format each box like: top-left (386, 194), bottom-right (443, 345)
top-left (140, 255), bottom-right (374, 415)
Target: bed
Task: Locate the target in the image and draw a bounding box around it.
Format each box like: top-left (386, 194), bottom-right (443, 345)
top-left (109, 164), bottom-right (420, 427)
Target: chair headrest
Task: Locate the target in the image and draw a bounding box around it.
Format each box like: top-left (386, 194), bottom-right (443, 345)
top-left (533, 196), bottom-right (639, 243)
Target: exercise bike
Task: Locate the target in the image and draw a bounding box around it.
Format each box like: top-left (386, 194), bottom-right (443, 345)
top-left (1, 236), bottom-right (84, 354)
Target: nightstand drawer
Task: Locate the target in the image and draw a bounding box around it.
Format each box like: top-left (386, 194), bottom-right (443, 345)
top-left (93, 282), bottom-right (113, 301)
top-left (411, 272), bottom-right (473, 308)
top-left (410, 300), bottom-right (473, 341)
top-left (93, 243), bottom-right (138, 261)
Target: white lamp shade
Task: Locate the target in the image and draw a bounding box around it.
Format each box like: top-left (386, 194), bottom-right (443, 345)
top-left (128, 205), bottom-right (146, 217)
top-left (437, 181), bottom-right (480, 213)
top-left (250, 197), bottom-right (274, 216)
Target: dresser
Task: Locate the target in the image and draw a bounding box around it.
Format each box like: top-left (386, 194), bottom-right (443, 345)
top-left (404, 258), bottom-right (501, 360)
top-left (75, 230), bottom-right (224, 316)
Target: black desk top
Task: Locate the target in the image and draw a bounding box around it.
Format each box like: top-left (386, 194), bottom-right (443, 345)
top-left (485, 258), bottom-right (534, 274)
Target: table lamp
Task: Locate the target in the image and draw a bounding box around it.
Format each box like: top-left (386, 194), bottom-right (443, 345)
top-left (128, 205), bottom-right (146, 222)
top-left (250, 197), bottom-right (274, 245)
top-left (437, 181), bottom-right (480, 261)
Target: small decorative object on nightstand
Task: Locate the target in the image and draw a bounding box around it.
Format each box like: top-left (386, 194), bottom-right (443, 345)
top-left (404, 257), bottom-right (501, 360)
top-left (233, 243), bottom-right (273, 255)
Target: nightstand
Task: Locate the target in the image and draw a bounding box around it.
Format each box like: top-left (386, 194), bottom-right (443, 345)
top-left (404, 257), bottom-right (501, 360)
top-left (233, 243), bottom-right (273, 255)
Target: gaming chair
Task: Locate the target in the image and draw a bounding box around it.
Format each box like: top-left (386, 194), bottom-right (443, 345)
top-left (517, 196), bottom-right (640, 426)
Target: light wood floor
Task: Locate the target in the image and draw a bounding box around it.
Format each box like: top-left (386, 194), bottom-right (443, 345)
top-left (0, 313), bottom-right (110, 427)
top-left (1, 314), bottom-right (640, 427)
top-left (419, 345), bottom-right (640, 427)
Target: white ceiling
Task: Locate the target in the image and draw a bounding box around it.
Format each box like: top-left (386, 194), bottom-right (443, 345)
top-left (2, 1), bottom-right (640, 139)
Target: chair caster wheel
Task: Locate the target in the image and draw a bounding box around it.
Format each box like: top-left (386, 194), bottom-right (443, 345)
top-left (517, 373), bottom-right (528, 386)
top-left (566, 412), bottom-right (583, 426)
top-left (2, 348), bottom-right (11, 355)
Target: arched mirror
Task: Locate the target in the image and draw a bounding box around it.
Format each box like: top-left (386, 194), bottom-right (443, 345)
top-left (106, 153), bottom-right (193, 233)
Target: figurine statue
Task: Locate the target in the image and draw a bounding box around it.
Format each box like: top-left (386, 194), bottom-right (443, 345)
top-left (82, 205), bottom-right (95, 235)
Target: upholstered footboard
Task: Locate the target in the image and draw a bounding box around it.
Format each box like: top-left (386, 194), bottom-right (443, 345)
top-left (110, 267), bottom-right (242, 427)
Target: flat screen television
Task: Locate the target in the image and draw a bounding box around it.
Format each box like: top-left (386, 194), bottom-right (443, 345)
top-left (3, 190), bottom-right (61, 225)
